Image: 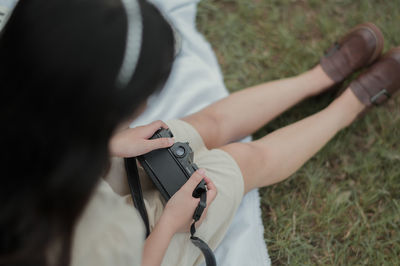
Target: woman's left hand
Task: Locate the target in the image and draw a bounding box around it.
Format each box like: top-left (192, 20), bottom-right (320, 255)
top-left (110, 120), bottom-right (175, 158)
top-left (161, 169), bottom-right (218, 233)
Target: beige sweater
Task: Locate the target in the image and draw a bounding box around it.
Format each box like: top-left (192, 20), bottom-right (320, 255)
top-left (71, 179), bottom-right (145, 266)
top-left (70, 119), bottom-right (244, 266)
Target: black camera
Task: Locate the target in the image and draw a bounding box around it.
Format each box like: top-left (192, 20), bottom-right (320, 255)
top-left (137, 128), bottom-right (207, 200)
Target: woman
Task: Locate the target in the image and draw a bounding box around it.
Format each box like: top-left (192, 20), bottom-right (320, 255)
top-left (0, 0), bottom-right (175, 265)
top-left (1, 1), bottom-right (399, 266)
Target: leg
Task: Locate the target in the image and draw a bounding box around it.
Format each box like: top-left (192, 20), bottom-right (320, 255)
top-left (183, 65), bottom-right (334, 149)
top-left (219, 89), bottom-right (365, 194)
top-left (183, 23), bottom-right (384, 150)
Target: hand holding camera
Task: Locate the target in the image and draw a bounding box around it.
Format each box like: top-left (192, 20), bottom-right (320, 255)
top-left (162, 169), bottom-right (217, 233)
top-left (124, 123), bottom-right (218, 265)
top-left (109, 120), bottom-right (174, 158)
top-left (120, 123), bottom-right (217, 226)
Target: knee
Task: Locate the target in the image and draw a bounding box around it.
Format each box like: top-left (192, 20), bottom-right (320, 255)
top-left (223, 141), bottom-right (269, 173)
top-left (201, 111), bottom-right (223, 149)
top-left (221, 141), bottom-right (271, 192)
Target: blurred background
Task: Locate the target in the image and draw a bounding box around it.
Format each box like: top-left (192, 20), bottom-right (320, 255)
top-left (197, 0), bottom-right (400, 264)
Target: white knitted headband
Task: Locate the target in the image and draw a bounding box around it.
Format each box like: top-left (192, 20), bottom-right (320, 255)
top-left (116, 0), bottom-right (143, 89)
top-left (117, 0), bottom-right (182, 88)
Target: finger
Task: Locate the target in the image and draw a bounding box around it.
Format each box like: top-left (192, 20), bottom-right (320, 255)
top-left (143, 120), bottom-right (169, 139)
top-left (144, 138), bottom-right (174, 153)
top-left (204, 178), bottom-right (217, 204)
top-left (183, 169), bottom-right (206, 191)
top-left (157, 120), bottom-right (169, 129)
top-left (203, 176), bottom-right (216, 192)
top-left (150, 120), bottom-right (169, 131)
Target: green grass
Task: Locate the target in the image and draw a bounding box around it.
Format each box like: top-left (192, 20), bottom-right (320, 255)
top-left (197, 0), bottom-right (400, 264)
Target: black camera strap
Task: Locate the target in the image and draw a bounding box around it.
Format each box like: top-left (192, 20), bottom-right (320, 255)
top-left (124, 157), bottom-right (216, 266)
top-left (190, 192), bottom-right (217, 266)
top-left (124, 157), bottom-right (151, 237)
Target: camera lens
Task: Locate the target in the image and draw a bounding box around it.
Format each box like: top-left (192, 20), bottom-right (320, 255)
top-left (175, 146), bottom-right (185, 157)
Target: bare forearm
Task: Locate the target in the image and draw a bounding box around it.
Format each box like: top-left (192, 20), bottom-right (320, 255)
top-left (141, 216), bottom-right (175, 266)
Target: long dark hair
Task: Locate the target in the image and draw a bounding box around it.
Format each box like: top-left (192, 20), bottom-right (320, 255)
top-left (0, 0), bottom-right (175, 265)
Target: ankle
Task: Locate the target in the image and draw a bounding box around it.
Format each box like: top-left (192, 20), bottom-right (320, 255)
top-left (299, 65), bottom-right (336, 96)
top-left (329, 88), bottom-right (365, 128)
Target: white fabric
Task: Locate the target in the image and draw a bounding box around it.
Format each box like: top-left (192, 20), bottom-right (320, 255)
top-left (131, 0), bottom-right (270, 265)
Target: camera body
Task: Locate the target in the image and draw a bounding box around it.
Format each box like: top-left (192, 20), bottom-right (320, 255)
top-left (137, 128), bottom-right (206, 200)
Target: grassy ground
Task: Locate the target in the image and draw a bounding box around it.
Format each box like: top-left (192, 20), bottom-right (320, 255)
top-left (197, 0), bottom-right (400, 265)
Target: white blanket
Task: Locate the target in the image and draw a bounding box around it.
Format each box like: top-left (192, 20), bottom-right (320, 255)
top-left (131, 1), bottom-right (270, 265)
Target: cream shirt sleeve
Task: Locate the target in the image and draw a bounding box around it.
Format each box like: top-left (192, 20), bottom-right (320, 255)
top-left (71, 180), bottom-right (145, 266)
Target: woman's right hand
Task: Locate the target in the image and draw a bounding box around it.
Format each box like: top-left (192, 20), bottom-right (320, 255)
top-left (109, 120), bottom-right (174, 158)
top-left (160, 169), bottom-right (217, 233)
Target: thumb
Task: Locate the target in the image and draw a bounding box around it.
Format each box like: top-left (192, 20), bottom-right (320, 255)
top-left (183, 169), bottom-right (206, 192)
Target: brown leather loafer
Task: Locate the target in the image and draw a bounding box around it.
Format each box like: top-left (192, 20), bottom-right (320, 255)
top-left (320, 22), bottom-right (384, 83)
top-left (349, 47), bottom-right (400, 107)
